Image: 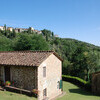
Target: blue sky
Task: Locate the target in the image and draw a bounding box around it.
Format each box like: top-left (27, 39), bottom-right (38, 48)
top-left (0, 0), bottom-right (100, 46)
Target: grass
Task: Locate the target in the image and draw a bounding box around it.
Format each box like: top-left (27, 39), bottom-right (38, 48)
top-left (0, 90), bottom-right (37, 100)
top-left (0, 81), bottom-right (100, 100)
top-left (57, 81), bottom-right (100, 100)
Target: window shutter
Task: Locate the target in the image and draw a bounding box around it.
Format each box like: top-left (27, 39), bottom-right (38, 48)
top-left (60, 80), bottom-right (62, 89)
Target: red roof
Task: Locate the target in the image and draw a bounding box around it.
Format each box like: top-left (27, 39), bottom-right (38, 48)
top-left (0, 51), bottom-right (62, 67)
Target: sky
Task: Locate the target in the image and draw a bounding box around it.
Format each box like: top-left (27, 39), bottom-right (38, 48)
top-left (0, 0), bottom-right (100, 46)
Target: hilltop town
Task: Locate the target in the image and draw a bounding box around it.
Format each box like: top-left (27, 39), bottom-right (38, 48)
top-left (0, 25), bottom-right (59, 38)
top-left (0, 25), bottom-right (42, 34)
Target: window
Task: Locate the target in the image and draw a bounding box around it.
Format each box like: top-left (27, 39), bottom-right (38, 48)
top-left (43, 67), bottom-right (46, 77)
top-left (43, 88), bottom-right (47, 96)
top-left (57, 81), bottom-right (60, 89)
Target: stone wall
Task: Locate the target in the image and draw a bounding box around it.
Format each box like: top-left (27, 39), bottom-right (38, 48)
top-left (0, 65), bottom-right (37, 91)
top-left (92, 73), bottom-right (100, 95)
top-left (0, 66), bottom-right (4, 81)
top-left (38, 54), bottom-right (62, 100)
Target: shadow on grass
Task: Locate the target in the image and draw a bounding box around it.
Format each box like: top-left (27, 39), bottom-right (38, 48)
top-left (4, 86), bottom-right (37, 98)
top-left (69, 88), bottom-right (99, 97)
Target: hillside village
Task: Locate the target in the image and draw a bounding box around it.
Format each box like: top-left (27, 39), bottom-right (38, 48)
top-left (0, 25), bottom-right (42, 34)
top-left (0, 25), bottom-right (59, 38)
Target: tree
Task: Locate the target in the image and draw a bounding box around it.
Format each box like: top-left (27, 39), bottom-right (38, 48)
top-left (28, 27), bottom-right (32, 34)
top-left (4, 24), bottom-right (7, 36)
top-left (12, 29), bottom-right (16, 37)
top-left (71, 44), bottom-right (88, 78)
top-left (71, 44), bottom-right (98, 81)
top-left (52, 32), bottom-right (54, 37)
top-left (0, 36), bottom-right (13, 51)
top-left (13, 34), bottom-right (32, 50)
top-left (42, 29), bottom-right (53, 41)
top-left (4, 24), bottom-right (6, 31)
top-left (83, 52), bottom-right (98, 81)
top-left (13, 34), bottom-right (49, 51)
top-left (30, 34), bottom-right (49, 50)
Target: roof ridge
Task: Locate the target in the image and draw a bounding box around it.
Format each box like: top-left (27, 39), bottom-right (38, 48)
top-left (0, 50), bottom-right (54, 53)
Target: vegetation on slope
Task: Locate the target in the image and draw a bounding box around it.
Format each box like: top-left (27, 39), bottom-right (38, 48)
top-left (0, 28), bottom-right (100, 81)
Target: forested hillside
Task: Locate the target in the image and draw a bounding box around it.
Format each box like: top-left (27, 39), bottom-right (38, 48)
top-left (0, 29), bottom-right (100, 81)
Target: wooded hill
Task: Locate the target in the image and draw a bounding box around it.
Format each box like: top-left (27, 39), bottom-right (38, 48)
top-left (0, 29), bottom-right (100, 81)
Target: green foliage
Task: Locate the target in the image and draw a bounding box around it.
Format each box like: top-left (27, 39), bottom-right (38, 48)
top-left (0, 36), bottom-right (13, 51)
top-left (30, 34), bottom-right (49, 50)
top-left (5, 81), bottom-right (11, 86)
top-left (62, 75), bottom-right (87, 84)
top-left (53, 38), bottom-right (100, 81)
top-left (0, 28), bottom-right (100, 81)
top-left (42, 29), bottom-right (54, 41)
top-left (13, 33), bottom-right (49, 51)
top-left (13, 34), bottom-right (32, 50)
top-left (28, 27), bottom-right (32, 34)
top-left (54, 37), bottom-right (60, 45)
top-left (68, 44), bottom-right (98, 80)
top-left (62, 75), bottom-right (91, 91)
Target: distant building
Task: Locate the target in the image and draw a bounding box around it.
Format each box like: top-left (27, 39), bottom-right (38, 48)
top-left (7, 27), bottom-right (13, 32)
top-left (34, 29), bottom-right (42, 34)
top-left (15, 28), bottom-right (28, 33)
top-left (0, 26), bottom-right (4, 31)
top-left (54, 34), bottom-right (59, 37)
top-left (30, 27), bottom-right (34, 31)
top-left (38, 31), bottom-right (42, 34)
top-left (0, 25), bottom-right (42, 35)
top-left (15, 28), bottom-right (20, 33)
top-left (22, 28), bottom-right (28, 32)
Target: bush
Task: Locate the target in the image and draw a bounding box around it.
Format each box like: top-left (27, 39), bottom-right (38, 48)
top-left (62, 75), bottom-right (91, 91)
top-left (5, 81), bottom-right (11, 86)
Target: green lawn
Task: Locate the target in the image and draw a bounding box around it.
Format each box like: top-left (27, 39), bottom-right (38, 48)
top-left (0, 91), bottom-right (37, 100)
top-left (57, 81), bottom-right (100, 100)
top-left (0, 81), bottom-right (100, 100)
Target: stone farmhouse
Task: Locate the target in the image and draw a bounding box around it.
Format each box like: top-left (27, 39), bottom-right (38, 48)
top-left (0, 51), bottom-right (62, 100)
top-left (92, 71), bottom-right (100, 95)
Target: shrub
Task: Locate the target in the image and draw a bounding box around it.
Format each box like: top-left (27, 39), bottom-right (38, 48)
top-left (62, 75), bottom-right (91, 91)
top-left (5, 81), bottom-right (11, 86)
top-left (32, 89), bottom-right (39, 95)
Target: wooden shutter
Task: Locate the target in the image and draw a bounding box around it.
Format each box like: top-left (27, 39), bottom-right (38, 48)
top-left (60, 80), bottom-right (62, 89)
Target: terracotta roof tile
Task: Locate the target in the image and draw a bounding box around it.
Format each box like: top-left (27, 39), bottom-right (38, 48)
top-left (0, 51), bottom-right (62, 67)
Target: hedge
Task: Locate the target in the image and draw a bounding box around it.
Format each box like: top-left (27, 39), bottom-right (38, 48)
top-left (62, 75), bottom-right (91, 91)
